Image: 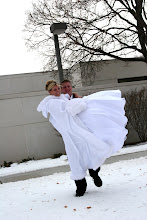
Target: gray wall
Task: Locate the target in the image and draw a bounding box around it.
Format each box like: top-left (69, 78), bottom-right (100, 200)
top-left (0, 71), bottom-right (65, 165)
top-left (77, 60), bottom-right (147, 86)
top-left (0, 61), bottom-right (147, 165)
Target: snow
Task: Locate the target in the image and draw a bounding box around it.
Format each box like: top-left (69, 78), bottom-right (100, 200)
top-left (0, 156), bottom-right (147, 220)
top-left (0, 143), bottom-right (147, 177)
top-left (0, 155), bottom-right (68, 177)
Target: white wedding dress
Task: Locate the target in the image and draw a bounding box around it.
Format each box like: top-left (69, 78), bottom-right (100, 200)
top-left (37, 90), bottom-right (128, 180)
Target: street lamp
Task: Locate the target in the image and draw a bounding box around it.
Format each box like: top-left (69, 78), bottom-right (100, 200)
top-left (50, 23), bottom-right (67, 83)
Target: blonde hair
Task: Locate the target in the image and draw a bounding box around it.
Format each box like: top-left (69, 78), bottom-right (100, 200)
top-left (45, 80), bottom-right (60, 92)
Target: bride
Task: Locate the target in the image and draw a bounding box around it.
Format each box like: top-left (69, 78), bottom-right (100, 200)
top-left (37, 80), bottom-right (128, 197)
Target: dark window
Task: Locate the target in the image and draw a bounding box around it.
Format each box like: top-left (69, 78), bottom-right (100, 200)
top-left (118, 76), bottom-right (147, 83)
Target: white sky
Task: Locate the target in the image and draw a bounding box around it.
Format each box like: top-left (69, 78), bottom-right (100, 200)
top-left (0, 0), bottom-right (43, 76)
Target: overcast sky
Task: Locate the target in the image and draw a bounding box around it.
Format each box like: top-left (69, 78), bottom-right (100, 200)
top-left (0, 0), bottom-right (43, 76)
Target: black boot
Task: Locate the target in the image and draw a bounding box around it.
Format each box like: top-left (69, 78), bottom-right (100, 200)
top-left (89, 167), bottom-right (102, 187)
top-left (75, 178), bottom-right (87, 197)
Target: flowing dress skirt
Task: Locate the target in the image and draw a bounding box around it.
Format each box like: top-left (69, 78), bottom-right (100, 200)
top-left (78, 90), bottom-right (128, 155)
top-left (37, 90), bottom-right (128, 180)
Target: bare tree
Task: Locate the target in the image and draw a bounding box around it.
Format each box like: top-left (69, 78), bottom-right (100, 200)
top-left (123, 87), bottom-right (147, 142)
top-left (24, 0), bottom-right (147, 71)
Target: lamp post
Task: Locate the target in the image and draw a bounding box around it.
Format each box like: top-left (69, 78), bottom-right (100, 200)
top-left (50, 23), bottom-right (67, 83)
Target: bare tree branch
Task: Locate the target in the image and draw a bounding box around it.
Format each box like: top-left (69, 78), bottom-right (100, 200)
top-left (24, 0), bottom-right (147, 72)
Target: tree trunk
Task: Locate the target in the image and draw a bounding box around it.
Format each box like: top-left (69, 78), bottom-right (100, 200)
top-left (135, 0), bottom-right (147, 62)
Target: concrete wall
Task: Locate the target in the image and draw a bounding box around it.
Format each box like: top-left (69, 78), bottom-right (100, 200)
top-left (77, 60), bottom-right (147, 86)
top-left (0, 60), bottom-right (147, 165)
top-left (0, 94), bottom-right (65, 164)
top-left (0, 71), bottom-right (65, 165)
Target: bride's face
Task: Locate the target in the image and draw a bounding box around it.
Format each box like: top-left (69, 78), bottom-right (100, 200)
top-left (49, 85), bottom-right (61, 96)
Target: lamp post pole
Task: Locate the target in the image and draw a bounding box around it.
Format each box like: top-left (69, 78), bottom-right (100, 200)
top-left (53, 34), bottom-right (64, 83)
top-left (50, 23), bottom-right (67, 83)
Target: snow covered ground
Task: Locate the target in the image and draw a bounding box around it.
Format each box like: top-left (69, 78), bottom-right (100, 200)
top-left (0, 143), bottom-right (147, 177)
top-left (0, 144), bottom-right (147, 220)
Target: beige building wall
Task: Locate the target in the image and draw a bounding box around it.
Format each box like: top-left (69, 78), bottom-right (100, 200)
top-left (77, 60), bottom-right (147, 86)
top-left (0, 60), bottom-right (147, 165)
